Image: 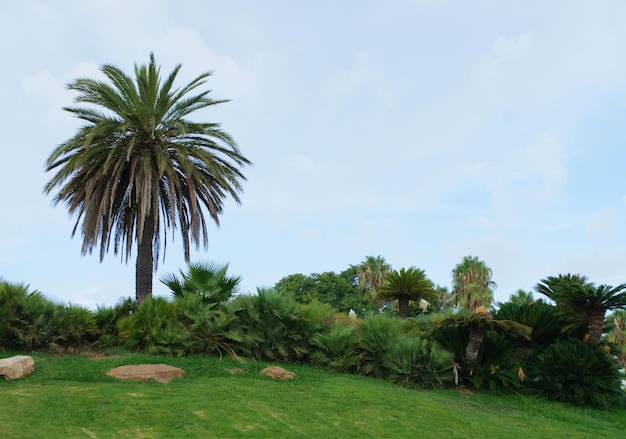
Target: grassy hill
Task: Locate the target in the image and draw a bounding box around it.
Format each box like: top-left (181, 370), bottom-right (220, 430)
top-left (0, 350), bottom-right (624, 438)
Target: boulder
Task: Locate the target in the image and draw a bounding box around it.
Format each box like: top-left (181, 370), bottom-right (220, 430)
top-left (0, 355), bottom-right (35, 380)
top-left (260, 366), bottom-right (295, 380)
top-left (106, 364), bottom-right (184, 383)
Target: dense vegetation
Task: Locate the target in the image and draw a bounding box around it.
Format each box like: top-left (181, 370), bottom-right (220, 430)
top-left (2, 255), bottom-right (625, 409)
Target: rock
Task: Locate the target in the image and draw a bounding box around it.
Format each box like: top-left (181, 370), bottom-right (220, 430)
top-left (260, 366), bottom-right (295, 380)
top-left (106, 364), bottom-right (184, 383)
top-left (0, 355), bottom-right (35, 380)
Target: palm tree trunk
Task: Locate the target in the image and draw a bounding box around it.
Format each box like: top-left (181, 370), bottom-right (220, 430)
top-left (587, 306), bottom-right (606, 344)
top-left (466, 326), bottom-right (485, 361)
top-left (135, 214), bottom-right (154, 305)
top-left (398, 297), bottom-right (409, 319)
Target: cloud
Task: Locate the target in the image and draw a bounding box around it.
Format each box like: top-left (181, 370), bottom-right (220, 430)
top-left (466, 134), bottom-right (568, 213)
top-left (587, 208), bottom-right (617, 243)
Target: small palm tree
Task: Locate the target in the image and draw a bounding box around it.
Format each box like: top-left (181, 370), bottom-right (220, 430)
top-left (536, 274), bottom-right (626, 344)
top-left (376, 267), bottom-right (436, 319)
top-left (161, 260), bottom-right (241, 306)
top-left (44, 53), bottom-right (251, 304)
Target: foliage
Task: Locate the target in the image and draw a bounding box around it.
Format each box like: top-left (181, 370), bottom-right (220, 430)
top-left (93, 298), bottom-right (136, 347)
top-left (174, 292), bottom-right (242, 356)
top-left (51, 304), bottom-right (98, 350)
top-left (161, 260), bottom-right (242, 305)
top-left (536, 274), bottom-right (626, 343)
top-left (274, 271), bottom-right (367, 313)
top-left (357, 314), bottom-right (403, 378)
top-left (451, 255), bottom-right (496, 311)
top-left (0, 280), bottom-right (59, 350)
top-left (376, 267), bottom-right (436, 319)
top-left (524, 338), bottom-right (626, 408)
top-left (43, 53), bottom-right (251, 302)
top-left (433, 307), bottom-right (532, 362)
top-left (352, 255), bottom-right (392, 309)
top-left (506, 289), bottom-right (537, 306)
top-left (117, 296), bottom-right (190, 356)
top-left (605, 309), bottom-right (626, 366)
top-left (466, 332), bottom-right (523, 392)
top-left (495, 300), bottom-right (563, 349)
top-left (310, 322), bottom-right (361, 372)
top-left (229, 289), bottom-right (310, 361)
top-left (383, 335), bottom-right (453, 388)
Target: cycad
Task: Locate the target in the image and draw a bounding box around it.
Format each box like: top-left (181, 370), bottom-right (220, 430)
top-left (376, 267), bottom-right (436, 319)
top-left (536, 274), bottom-right (626, 344)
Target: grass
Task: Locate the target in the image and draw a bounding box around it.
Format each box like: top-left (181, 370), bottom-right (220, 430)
top-left (1, 349), bottom-right (625, 438)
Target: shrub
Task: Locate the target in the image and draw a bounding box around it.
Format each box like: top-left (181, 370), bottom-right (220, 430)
top-left (94, 298), bottom-right (136, 347)
top-left (357, 314), bottom-right (403, 378)
top-left (0, 281), bottom-right (59, 350)
top-left (524, 338), bottom-right (626, 408)
top-left (52, 304), bottom-right (98, 350)
top-left (310, 322), bottom-right (360, 372)
top-left (229, 289), bottom-right (310, 361)
top-left (383, 335), bottom-right (453, 388)
top-left (175, 292), bottom-right (241, 356)
top-left (466, 332), bottom-right (523, 391)
top-left (117, 297), bottom-right (190, 356)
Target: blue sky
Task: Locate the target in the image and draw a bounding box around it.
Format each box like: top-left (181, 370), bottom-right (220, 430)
top-left (2, 0), bottom-right (626, 308)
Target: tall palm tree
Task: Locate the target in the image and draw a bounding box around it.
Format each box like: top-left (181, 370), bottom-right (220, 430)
top-left (536, 274), bottom-right (626, 344)
top-left (375, 267), bottom-right (436, 319)
top-left (353, 255), bottom-right (392, 309)
top-left (44, 54), bottom-right (251, 303)
top-left (451, 256), bottom-right (496, 312)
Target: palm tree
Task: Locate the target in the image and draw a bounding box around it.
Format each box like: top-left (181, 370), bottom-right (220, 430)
top-left (353, 255), bottom-right (392, 309)
top-left (451, 256), bottom-right (496, 312)
top-left (161, 260), bottom-right (242, 306)
top-left (375, 267), bottom-right (436, 319)
top-left (434, 306), bottom-right (532, 361)
top-left (536, 274), bottom-right (626, 344)
top-left (44, 54), bottom-right (251, 304)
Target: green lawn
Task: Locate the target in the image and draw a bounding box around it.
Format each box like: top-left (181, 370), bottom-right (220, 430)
top-left (1, 351), bottom-right (624, 438)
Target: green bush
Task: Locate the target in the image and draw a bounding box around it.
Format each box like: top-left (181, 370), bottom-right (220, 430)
top-left (0, 280), bottom-right (59, 350)
top-left (175, 292), bottom-right (241, 356)
top-left (357, 314), bottom-right (403, 378)
top-left (466, 332), bottom-right (523, 391)
top-left (229, 289), bottom-right (310, 361)
top-left (117, 296), bottom-right (190, 356)
top-left (51, 304), bottom-right (98, 350)
top-left (524, 338), bottom-right (626, 408)
top-left (383, 335), bottom-right (453, 388)
top-left (93, 298), bottom-right (136, 347)
top-left (310, 322), bottom-right (360, 372)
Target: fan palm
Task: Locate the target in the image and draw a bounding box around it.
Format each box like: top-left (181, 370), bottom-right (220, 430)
top-left (536, 274), bottom-right (626, 344)
top-left (161, 260), bottom-right (241, 306)
top-left (376, 267), bottom-right (436, 319)
top-left (451, 256), bottom-right (496, 312)
top-left (44, 54), bottom-right (251, 303)
top-left (353, 255), bottom-right (392, 308)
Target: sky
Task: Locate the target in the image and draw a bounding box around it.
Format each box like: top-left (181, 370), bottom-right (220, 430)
top-left (2, 0), bottom-right (626, 308)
